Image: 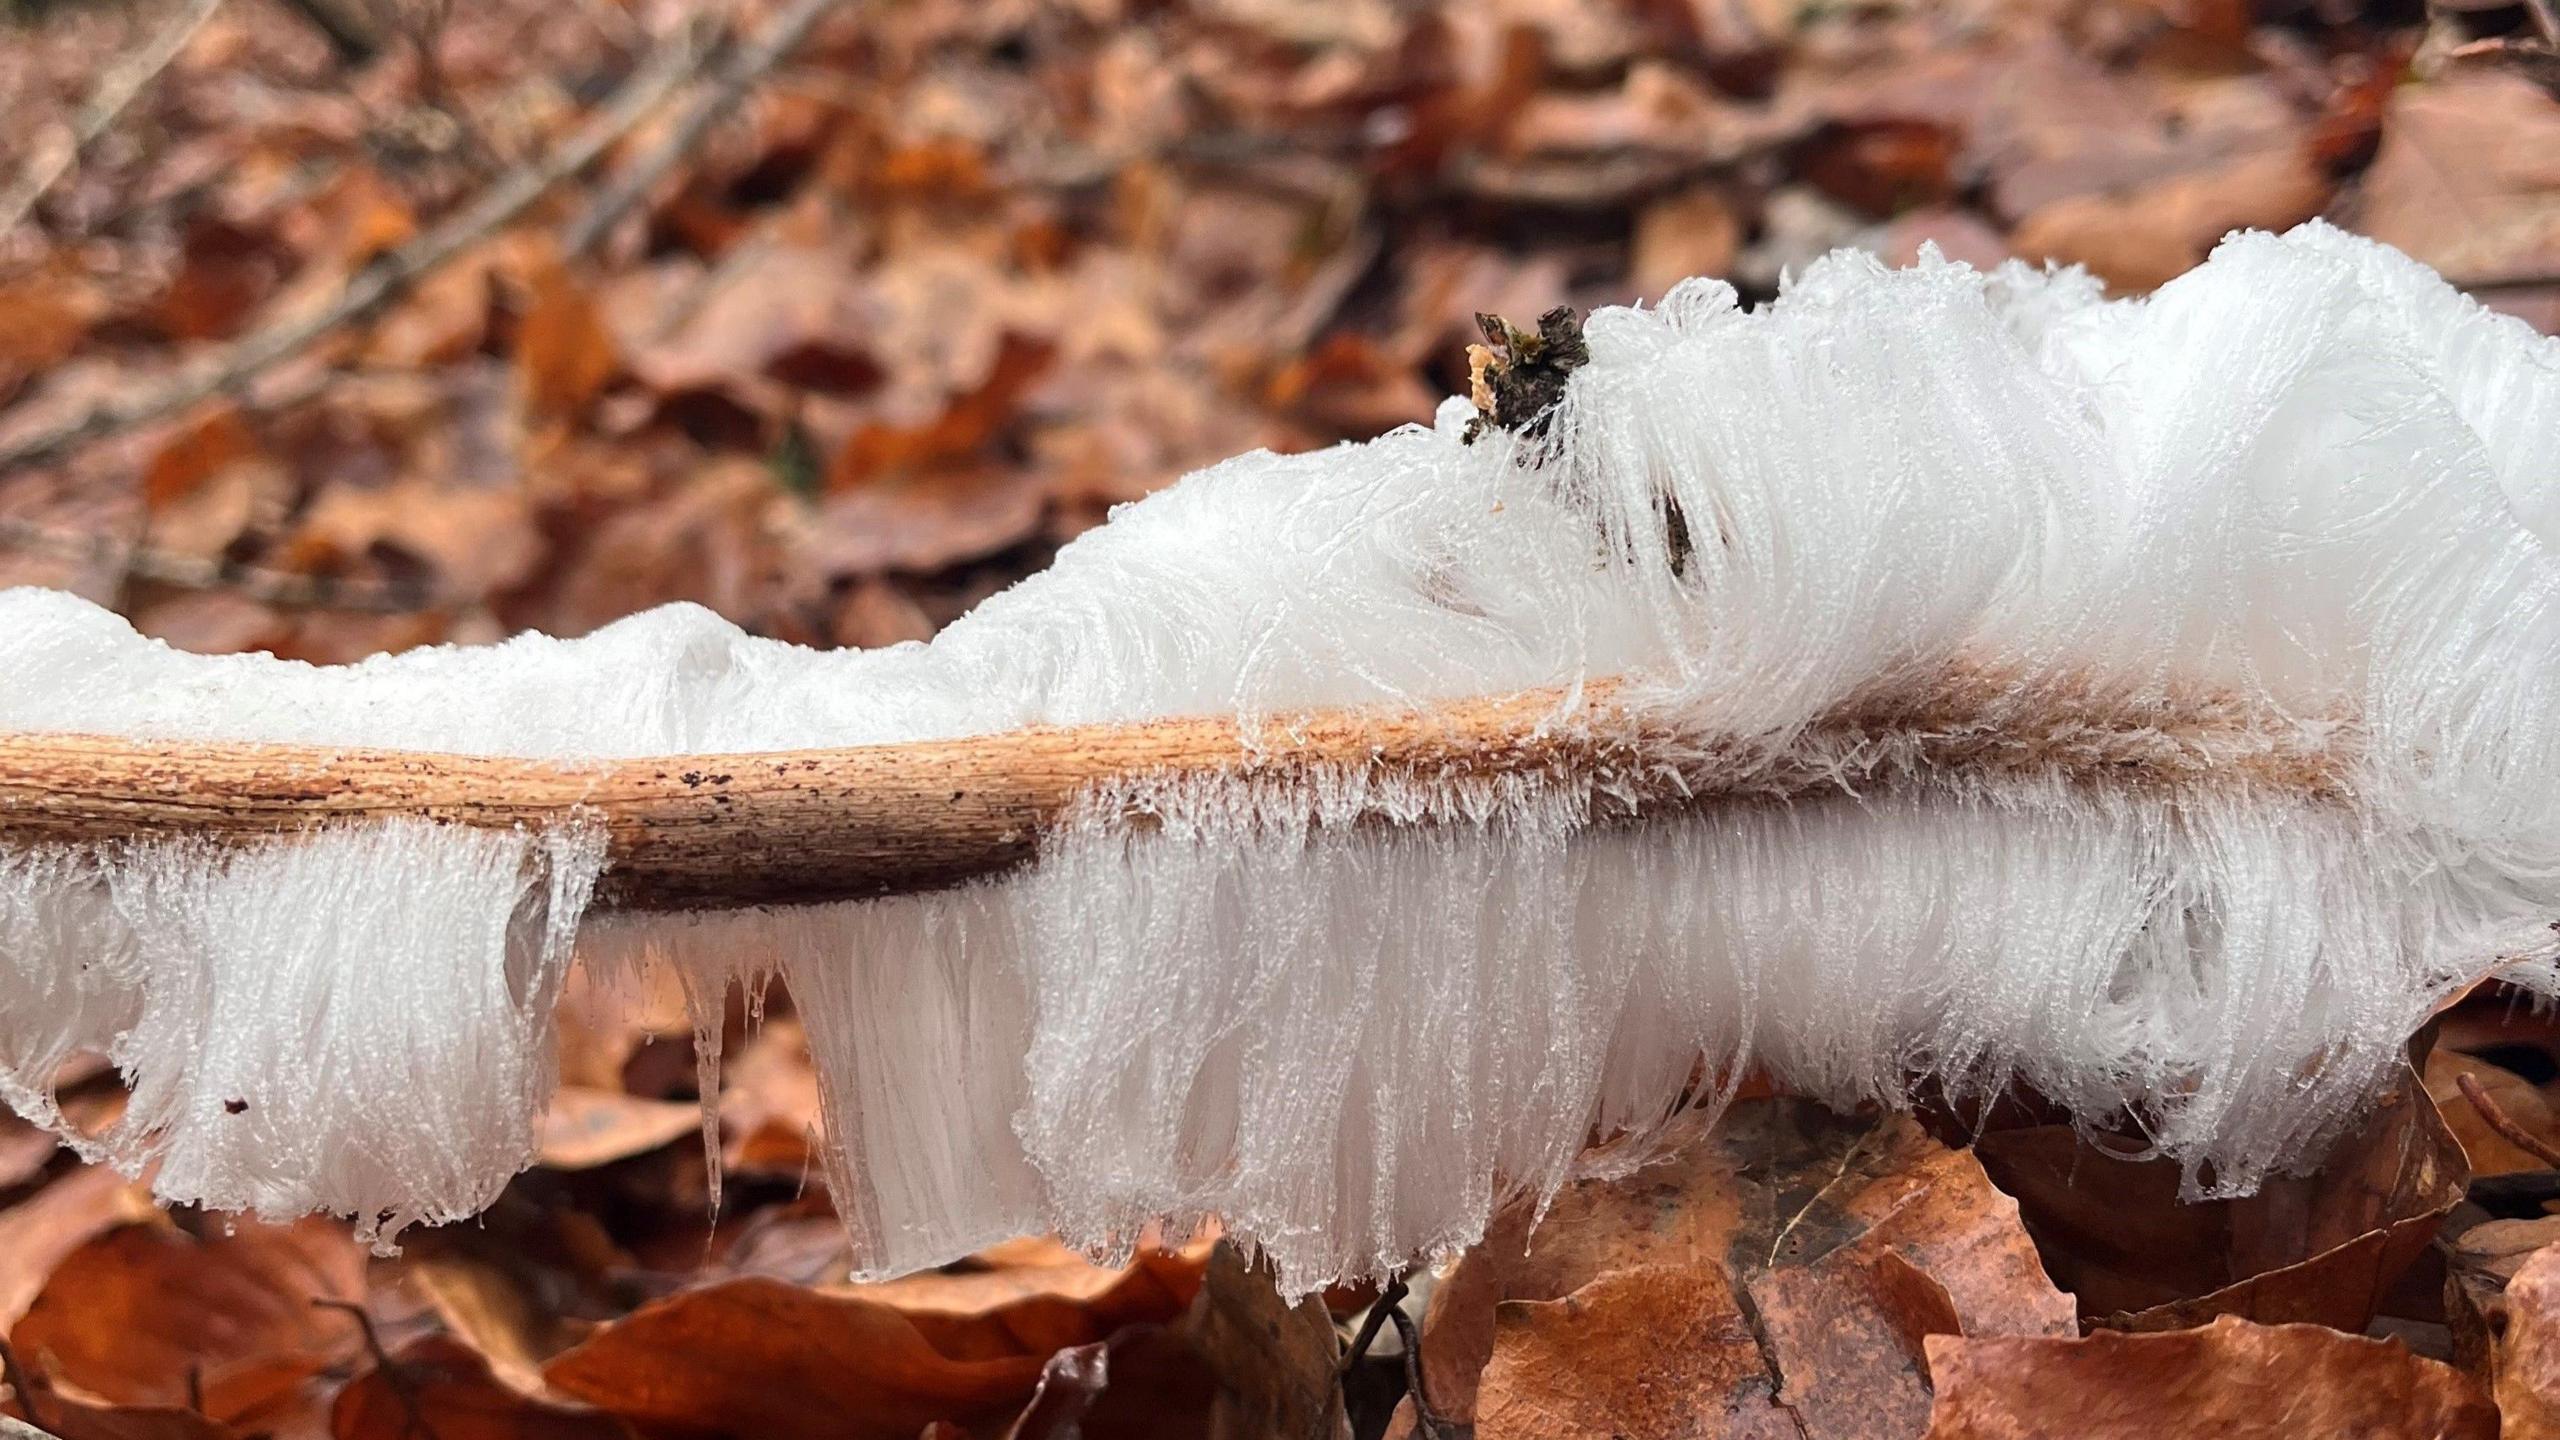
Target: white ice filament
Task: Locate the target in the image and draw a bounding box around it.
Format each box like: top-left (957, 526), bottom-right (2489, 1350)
top-left (0, 222), bottom-right (2554, 1289)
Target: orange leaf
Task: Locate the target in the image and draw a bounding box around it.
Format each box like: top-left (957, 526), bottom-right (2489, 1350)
top-left (1920, 1318), bottom-right (2496, 1439)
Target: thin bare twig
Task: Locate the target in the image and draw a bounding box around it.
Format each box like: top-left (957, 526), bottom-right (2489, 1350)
top-left (0, 19), bottom-right (712, 478)
top-left (2456, 1070), bottom-right (2560, 1168)
top-left (562, 0), bottom-right (851, 257)
top-left (313, 1298), bottom-right (438, 1440)
top-left (2526, 0), bottom-right (2560, 49)
top-left (0, 0), bottom-right (229, 240)
top-left (1384, 1299), bottom-right (1459, 1440)
top-left (0, 1336), bottom-right (50, 1437)
top-left (0, 514), bottom-right (453, 613)
top-left (1338, 1274), bottom-right (1410, 1375)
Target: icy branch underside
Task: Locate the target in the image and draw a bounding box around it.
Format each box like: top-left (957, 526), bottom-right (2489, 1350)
top-left (0, 665), bottom-right (2353, 909)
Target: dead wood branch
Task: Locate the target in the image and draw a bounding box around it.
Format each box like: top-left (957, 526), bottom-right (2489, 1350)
top-left (0, 675), bottom-right (2352, 911)
top-left (0, 20), bottom-right (711, 477)
top-left (561, 0), bottom-right (850, 257)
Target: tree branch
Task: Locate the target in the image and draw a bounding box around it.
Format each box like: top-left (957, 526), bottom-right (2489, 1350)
top-left (0, 0), bottom-right (228, 241)
top-left (561, 0), bottom-right (850, 258)
top-left (0, 19), bottom-right (712, 477)
top-left (0, 674), bottom-right (2351, 911)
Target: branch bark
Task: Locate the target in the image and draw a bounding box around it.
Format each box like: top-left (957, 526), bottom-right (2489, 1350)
top-left (0, 676), bottom-right (2351, 911)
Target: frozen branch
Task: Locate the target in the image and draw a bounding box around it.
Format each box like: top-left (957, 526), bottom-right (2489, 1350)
top-left (0, 671), bottom-right (2348, 910)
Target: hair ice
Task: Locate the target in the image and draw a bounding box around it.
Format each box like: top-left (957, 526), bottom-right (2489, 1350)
top-left (0, 222), bottom-right (2554, 1290)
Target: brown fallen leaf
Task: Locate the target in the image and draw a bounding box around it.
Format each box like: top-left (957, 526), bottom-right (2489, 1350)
top-left (1919, 1317), bottom-right (2497, 1439)
top-left (399, 1247), bottom-right (593, 1397)
top-left (515, 249), bottom-right (623, 428)
top-left (0, 1169), bottom-right (161, 1335)
top-left (541, 1276), bottom-right (1050, 1439)
top-left (9, 1217), bottom-right (370, 1430)
top-left (2008, 146), bottom-right (2332, 293)
top-left (1630, 186), bottom-right (1745, 299)
top-left (2352, 70), bottom-right (2560, 287)
top-left (2492, 1243), bottom-right (2560, 1438)
top-left (4, 1381), bottom-right (244, 1440)
top-left (1963, 1063), bottom-right (2466, 1332)
top-left (1400, 1100), bottom-right (2074, 1439)
top-left (534, 1086), bottom-right (704, 1172)
top-left (849, 1233), bottom-right (1214, 1359)
top-left (2442, 1212), bottom-right (2560, 1389)
top-left (1470, 1264), bottom-right (1800, 1440)
top-left (332, 1334), bottom-right (633, 1440)
top-left (1003, 1241), bottom-right (1347, 1440)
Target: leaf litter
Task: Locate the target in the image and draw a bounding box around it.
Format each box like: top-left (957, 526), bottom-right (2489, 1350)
top-left (3, 0), bottom-right (2560, 1434)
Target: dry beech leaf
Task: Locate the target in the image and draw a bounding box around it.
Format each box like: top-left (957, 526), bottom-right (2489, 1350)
top-left (848, 1232), bottom-right (1215, 1359)
top-left (0, 1168), bottom-right (160, 1333)
top-left (1470, 1264), bottom-right (1801, 1439)
top-left (2352, 71), bottom-right (2560, 287)
top-left (11, 1217), bottom-right (370, 1432)
top-left (515, 250), bottom-right (623, 427)
top-left (1002, 1241), bottom-right (1347, 1440)
top-left (541, 1278), bottom-right (1055, 1438)
top-left (401, 1248), bottom-right (592, 1396)
top-left (827, 332), bottom-right (1056, 493)
top-left (535, 1086), bottom-right (704, 1172)
top-left (332, 1334), bottom-right (633, 1440)
top-left (1919, 1317), bottom-right (2497, 1439)
top-left (2008, 147), bottom-right (2332, 293)
top-left (2443, 1214), bottom-right (2560, 1407)
top-left (140, 406), bottom-right (265, 514)
top-left (713, 1013), bottom-right (825, 1177)
top-left (1398, 1100), bottom-right (2074, 1439)
top-left (1631, 186), bottom-right (1745, 299)
top-left (1963, 1064), bottom-right (2466, 1332)
top-left (4, 1386), bottom-right (245, 1440)
top-left (617, 243), bottom-right (888, 403)
top-left (2494, 1244), bottom-right (2560, 1438)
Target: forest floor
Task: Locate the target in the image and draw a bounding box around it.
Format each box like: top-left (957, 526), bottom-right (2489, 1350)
top-left (1, 0), bottom-right (2559, 1436)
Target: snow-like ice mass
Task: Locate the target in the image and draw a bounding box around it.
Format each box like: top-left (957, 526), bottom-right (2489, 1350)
top-left (2, 222), bottom-right (2556, 1292)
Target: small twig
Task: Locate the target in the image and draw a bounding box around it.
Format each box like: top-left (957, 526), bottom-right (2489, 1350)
top-left (0, 1336), bottom-right (50, 1436)
top-left (1338, 1273), bottom-right (1409, 1375)
top-left (0, 19), bottom-right (711, 478)
top-left (2456, 1070), bottom-right (2560, 1168)
top-left (0, 515), bottom-right (452, 614)
top-left (313, 1298), bottom-right (438, 1440)
top-left (1384, 1300), bottom-right (1460, 1440)
top-left (561, 0), bottom-right (850, 257)
top-left (0, 0), bottom-right (228, 240)
top-left (2526, 0), bottom-right (2560, 49)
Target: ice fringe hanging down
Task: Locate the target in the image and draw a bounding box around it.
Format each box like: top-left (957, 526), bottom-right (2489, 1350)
top-left (3, 221), bottom-right (2558, 1294)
